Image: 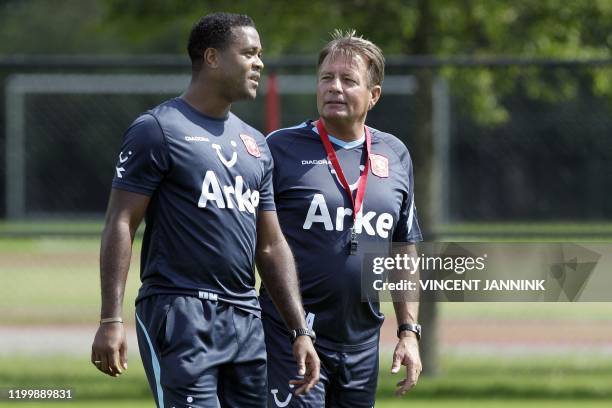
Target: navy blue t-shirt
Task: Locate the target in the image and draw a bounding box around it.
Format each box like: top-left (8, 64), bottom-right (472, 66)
top-left (112, 97), bottom-right (275, 316)
top-left (260, 121), bottom-right (422, 350)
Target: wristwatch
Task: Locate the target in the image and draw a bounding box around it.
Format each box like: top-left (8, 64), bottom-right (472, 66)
top-left (289, 328), bottom-right (316, 344)
top-left (397, 323), bottom-right (421, 341)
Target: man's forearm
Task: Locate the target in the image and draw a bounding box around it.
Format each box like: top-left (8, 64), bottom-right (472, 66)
top-left (391, 243), bottom-right (420, 326)
top-left (99, 221), bottom-right (134, 318)
top-left (393, 300), bottom-right (419, 326)
top-left (257, 239), bottom-right (306, 330)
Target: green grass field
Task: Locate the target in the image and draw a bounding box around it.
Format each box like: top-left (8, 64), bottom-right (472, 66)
top-left (2, 235), bottom-right (612, 324)
top-left (1, 354), bottom-right (611, 407)
top-left (1, 224), bottom-right (612, 407)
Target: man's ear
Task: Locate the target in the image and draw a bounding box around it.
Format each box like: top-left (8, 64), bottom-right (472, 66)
top-left (368, 85), bottom-right (382, 110)
top-left (203, 48), bottom-right (220, 69)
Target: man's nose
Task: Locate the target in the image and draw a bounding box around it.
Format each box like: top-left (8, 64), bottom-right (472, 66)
top-left (328, 76), bottom-right (342, 92)
top-left (253, 55), bottom-right (264, 70)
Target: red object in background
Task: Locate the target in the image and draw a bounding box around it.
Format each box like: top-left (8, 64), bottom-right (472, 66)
top-left (265, 73), bottom-right (281, 134)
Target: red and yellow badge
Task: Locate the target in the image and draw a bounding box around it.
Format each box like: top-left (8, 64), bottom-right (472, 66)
top-left (240, 133), bottom-right (261, 158)
top-left (369, 153), bottom-right (389, 178)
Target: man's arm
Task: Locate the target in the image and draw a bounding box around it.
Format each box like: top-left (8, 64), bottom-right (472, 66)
top-left (255, 210), bottom-right (320, 395)
top-left (91, 189), bottom-right (149, 377)
top-left (390, 243), bottom-right (423, 396)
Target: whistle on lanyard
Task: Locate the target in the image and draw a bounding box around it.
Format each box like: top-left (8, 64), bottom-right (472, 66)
top-left (349, 228), bottom-right (359, 255)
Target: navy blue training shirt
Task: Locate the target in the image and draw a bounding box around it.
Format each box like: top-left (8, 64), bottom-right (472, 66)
top-left (260, 120), bottom-right (422, 351)
top-left (112, 97), bottom-right (275, 316)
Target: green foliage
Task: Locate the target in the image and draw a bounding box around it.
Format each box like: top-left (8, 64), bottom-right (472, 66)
top-left (0, 0), bottom-right (122, 54)
top-left (99, 0), bottom-right (612, 125)
top-left (2, 0), bottom-right (611, 124)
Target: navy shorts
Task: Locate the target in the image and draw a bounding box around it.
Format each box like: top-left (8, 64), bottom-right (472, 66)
top-left (136, 294), bottom-right (267, 408)
top-left (263, 314), bottom-right (378, 408)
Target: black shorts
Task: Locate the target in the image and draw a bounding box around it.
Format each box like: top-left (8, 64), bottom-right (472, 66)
top-left (136, 294), bottom-right (267, 408)
top-left (263, 314), bottom-right (378, 408)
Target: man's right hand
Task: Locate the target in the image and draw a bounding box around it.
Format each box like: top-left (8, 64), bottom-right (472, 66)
top-left (91, 323), bottom-right (128, 377)
top-left (289, 336), bottom-right (320, 395)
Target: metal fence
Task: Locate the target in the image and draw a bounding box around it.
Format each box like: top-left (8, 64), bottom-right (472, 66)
top-left (1, 55), bottom-right (611, 224)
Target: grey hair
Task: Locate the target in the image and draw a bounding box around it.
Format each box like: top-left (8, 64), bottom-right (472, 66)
top-left (317, 29), bottom-right (385, 87)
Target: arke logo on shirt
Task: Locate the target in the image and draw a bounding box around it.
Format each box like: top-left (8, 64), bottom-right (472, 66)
top-left (270, 386), bottom-right (294, 407)
top-left (185, 135), bottom-right (247, 169)
top-left (194, 134), bottom-right (261, 214)
top-left (115, 150), bottom-right (132, 178)
top-left (303, 162), bottom-right (394, 238)
top-left (330, 164), bottom-right (365, 191)
top-left (212, 140), bottom-right (238, 168)
top-left (303, 194), bottom-right (394, 238)
top-left (198, 171), bottom-right (260, 214)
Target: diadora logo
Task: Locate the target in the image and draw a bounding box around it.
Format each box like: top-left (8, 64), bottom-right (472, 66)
top-left (270, 385), bottom-right (294, 407)
top-left (115, 150), bottom-right (132, 178)
top-left (184, 135), bottom-right (210, 142)
top-left (301, 159), bottom-right (330, 165)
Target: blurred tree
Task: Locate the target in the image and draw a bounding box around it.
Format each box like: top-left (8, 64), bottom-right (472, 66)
top-left (0, 0), bottom-right (124, 54)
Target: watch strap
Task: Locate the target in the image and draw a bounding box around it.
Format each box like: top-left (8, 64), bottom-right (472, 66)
top-left (290, 328), bottom-right (316, 344)
top-left (397, 323), bottom-right (421, 340)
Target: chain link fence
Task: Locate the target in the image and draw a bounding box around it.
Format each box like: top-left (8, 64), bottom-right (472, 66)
top-left (1, 57), bottom-right (611, 226)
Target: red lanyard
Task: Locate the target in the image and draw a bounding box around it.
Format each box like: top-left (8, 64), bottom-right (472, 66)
top-left (316, 119), bottom-right (371, 224)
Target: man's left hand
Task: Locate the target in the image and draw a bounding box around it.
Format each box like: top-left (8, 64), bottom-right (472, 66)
top-left (289, 336), bottom-right (320, 395)
top-left (391, 333), bottom-right (422, 396)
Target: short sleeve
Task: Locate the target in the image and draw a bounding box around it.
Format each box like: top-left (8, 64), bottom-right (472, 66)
top-left (393, 152), bottom-right (423, 243)
top-left (257, 140), bottom-right (276, 211)
top-left (111, 114), bottom-right (171, 196)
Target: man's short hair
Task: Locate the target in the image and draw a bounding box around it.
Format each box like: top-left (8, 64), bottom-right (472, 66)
top-left (317, 29), bottom-right (385, 88)
top-left (188, 12), bottom-right (255, 70)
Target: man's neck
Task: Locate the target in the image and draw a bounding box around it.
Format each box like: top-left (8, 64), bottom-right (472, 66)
top-left (320, 118), bottom-right (365, 142)
top-left (181, 79), bottom-right (231, 119)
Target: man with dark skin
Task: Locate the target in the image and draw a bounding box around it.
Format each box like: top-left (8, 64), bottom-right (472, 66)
top-left (91, 13), bottom-right (319, 408)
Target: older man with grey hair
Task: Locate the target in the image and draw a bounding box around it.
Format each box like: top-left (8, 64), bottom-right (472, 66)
top-left (260, 30), bottom-right (423, 407)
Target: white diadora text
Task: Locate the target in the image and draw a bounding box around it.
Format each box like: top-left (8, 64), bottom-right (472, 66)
top-left (198, 171), bottom-right (260, 214)
top-left (185, 136), bottom-right (210, 142)
top-left (303, 193), bottom-right (393, 237)
top-left (302, 159), bottom-right (329, 165)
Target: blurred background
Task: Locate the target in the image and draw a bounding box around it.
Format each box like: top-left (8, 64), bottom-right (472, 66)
top-left (0, 0), bottom-right (611, 407)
